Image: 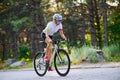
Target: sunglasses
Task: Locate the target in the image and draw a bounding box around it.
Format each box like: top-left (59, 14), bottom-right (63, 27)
top-left (57, 20), bottom-right (62, 22)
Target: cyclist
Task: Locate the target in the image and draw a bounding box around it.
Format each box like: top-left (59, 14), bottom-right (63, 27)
top-left (41, 14), bottom-right (67, 71)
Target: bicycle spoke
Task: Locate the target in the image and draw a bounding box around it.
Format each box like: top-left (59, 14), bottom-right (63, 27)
top-left (54, 49), bottom-right (70, 76)
top-left (34, 52), bottom-right (47, 76)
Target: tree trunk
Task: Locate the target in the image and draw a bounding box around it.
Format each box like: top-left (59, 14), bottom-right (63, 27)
top-left (102, 0), bottom-right (108, 46)
top-left (80, 26), bottom-right (86, 45)
top-left (30, 29), bottom-right (36, 58)
top-left (80, 3), bottom-right (86, 46)
top-left (13, 32), bottom-right (18, 58)
top-left (30, 0), bottom-right (45, 58)
top-left (1, 34), bottom-right (5, 62)
top-left (94, 0), bottom-right (102, 49)
top-left (87, 0), bottom-right (97, 47)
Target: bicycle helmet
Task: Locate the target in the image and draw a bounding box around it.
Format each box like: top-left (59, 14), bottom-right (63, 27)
top-left (53, 14), bottom-right (62, 22)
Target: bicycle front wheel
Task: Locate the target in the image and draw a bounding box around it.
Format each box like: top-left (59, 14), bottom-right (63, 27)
top-left (34, 52), bottom-right (48, 76)
top-left (54, 49), bottom-right (71, 76)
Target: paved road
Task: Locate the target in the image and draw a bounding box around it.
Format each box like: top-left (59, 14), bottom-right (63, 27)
top-left (0, 68), bottom-right (120, 80)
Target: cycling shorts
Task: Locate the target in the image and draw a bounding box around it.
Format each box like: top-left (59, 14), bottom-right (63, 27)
top-left (41, 32), bottom-right (53, 40)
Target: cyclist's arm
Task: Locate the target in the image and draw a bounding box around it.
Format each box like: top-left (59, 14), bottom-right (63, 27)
top-left (45, 27), bottom-right (50, 38)
top-left (45, 27), bottom-right (52, 42)
top-left (59, 29), bottom-right (67, 40)
top-left (44, 22), bottom-right (51, 38)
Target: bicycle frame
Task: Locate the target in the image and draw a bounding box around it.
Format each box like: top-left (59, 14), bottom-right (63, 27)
top-left (49, 43), bottom-right (59, 65)
top-left (34, 40), bottom-right (70, 76)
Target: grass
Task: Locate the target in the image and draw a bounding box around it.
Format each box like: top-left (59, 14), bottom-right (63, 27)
top-left (102, 44), bottom-right (120, 62)
top-left (70, 43), bottom-right (120, 64)
top-left (70, 46), bottom-right (99, 64)
top-left (0, 61), bottom-right (4, 69)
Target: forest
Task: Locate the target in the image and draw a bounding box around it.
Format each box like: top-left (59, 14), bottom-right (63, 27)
top-left (0, 0), bottom-right (120, 63)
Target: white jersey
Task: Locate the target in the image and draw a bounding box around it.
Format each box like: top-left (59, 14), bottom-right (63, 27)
top-left (43, 21), bottom-right (63, 36)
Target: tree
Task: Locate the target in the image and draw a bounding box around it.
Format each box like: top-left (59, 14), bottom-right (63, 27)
top-left (102, 0), bottom-right (108, 46)
top-left (108, 0), bottom-right (120, 44)
top-left (94, 0), bottom-right (102, 49)
top-left (28, 0), bottom-right (45, 58)
top-left (0, 28), bottom-right (6, 62)
top-left (1, 0), bottom-right (120, 60)
top-left (11, 17), bottom-right (31, 58)
top-left (87, 0), bottom-right (97, 47)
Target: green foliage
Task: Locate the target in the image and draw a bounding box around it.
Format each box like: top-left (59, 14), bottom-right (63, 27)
top-left (71, 43), bottom-right (120, 64)
top-left (18, 43), bottom-right (30, 59)
top-left (102, 43), bottom-right (120, 62)
top-left (108, 3), bottom-right (120, 44)
top-left (11, 17), bottom-right (28, 31)
top-left (1, 0), bottom-right (120, 61)
top-left (0, 61), bottom-right (3, 69)
top-left (11, 17), bottom-right (35, 32)
top-left (71, 46), bottom-right (99, 64)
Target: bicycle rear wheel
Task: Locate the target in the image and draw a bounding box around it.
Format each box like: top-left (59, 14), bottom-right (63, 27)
top-left (54, 49), bottom-right (71, 76)
top-left (34, 52), bottom-right (48, 76)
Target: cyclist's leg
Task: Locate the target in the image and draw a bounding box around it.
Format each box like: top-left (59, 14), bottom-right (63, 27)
top-left (41, 32), bottom-right (53, 71)
top-left (45, 38), bottom-right (53, 71)
top-left (41, 32), bottom-right (52, 61)
top-left (45, 38), bottom-right (52, 62)
top-left (45, 35), bottom-right (54, 71)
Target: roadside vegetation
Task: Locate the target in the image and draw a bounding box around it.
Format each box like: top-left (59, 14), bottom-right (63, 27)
top-left (0, 43), bottom-right (120, 70)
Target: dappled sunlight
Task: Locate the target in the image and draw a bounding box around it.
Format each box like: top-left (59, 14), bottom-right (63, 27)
top-left (106, 0), bottom-right (119, 6)
top-left (0, 0), bottom-right (120, 66)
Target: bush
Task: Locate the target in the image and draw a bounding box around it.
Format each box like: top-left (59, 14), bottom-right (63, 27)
top-left (0, 60), bottom-right (3, 69)
top-left (102, 44), bottom-right (120, 62)
top-left (18, 43), bottom-right (30, 59)
top-left (70, 46), bottom-right (101, 64)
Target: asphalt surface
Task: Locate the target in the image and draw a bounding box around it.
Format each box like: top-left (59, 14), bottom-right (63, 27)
top-left (0, 68), bottom-right (120, 80)
top-left (0, 62), bottom-right (120, 80)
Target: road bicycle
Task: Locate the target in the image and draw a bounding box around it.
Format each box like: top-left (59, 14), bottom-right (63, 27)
top-left (33, 39), bottom-right (71, 76)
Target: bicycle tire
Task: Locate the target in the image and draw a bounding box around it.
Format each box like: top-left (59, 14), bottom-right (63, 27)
top-left (34, 52), bottom-right (48, 76)
top-left (54, 49), bottom-right (71, 76)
